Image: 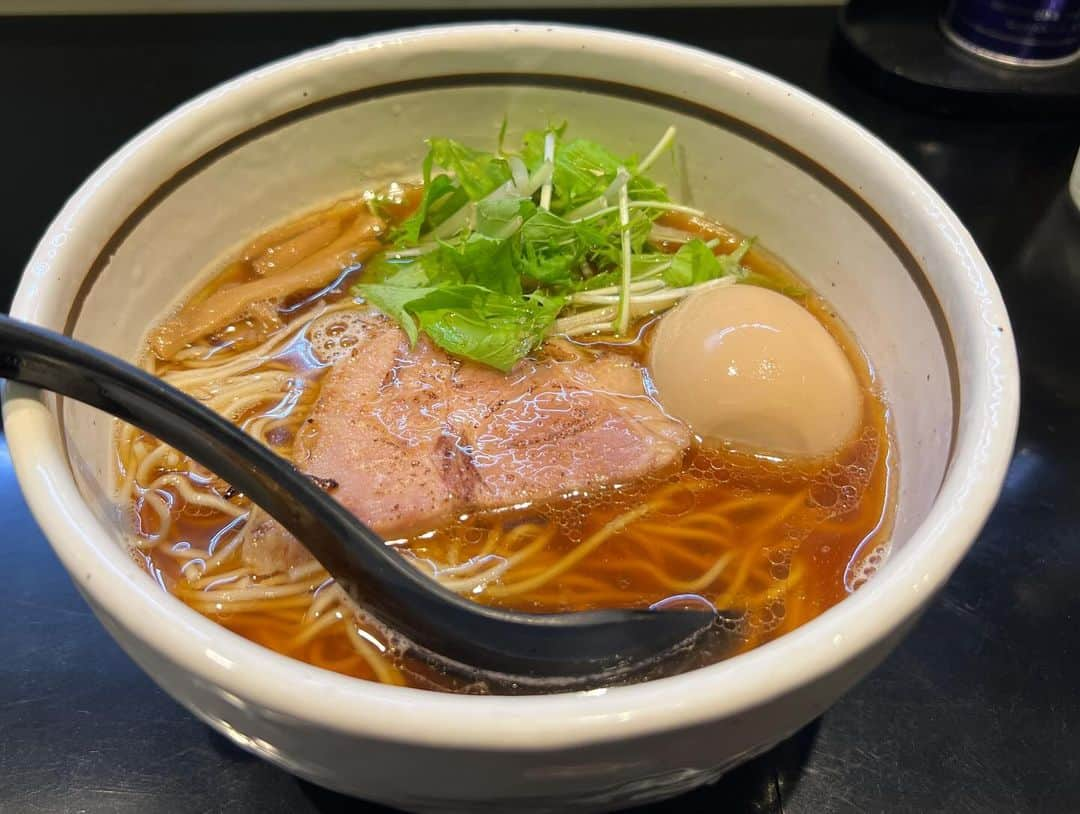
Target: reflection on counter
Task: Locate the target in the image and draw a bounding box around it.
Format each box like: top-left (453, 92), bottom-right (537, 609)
top-left (1009, 189), bottom-right (1080, 404)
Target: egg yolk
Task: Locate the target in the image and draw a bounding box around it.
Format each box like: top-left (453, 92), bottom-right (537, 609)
top-left (648, 283), bottom-right (862, 459)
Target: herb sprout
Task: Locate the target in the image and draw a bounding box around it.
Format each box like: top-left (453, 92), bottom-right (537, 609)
top-left (353, 124), bottom-right (756, 371)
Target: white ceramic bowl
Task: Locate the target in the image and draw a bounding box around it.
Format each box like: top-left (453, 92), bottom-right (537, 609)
top-left (3, 24), bottom-right (1018, 813)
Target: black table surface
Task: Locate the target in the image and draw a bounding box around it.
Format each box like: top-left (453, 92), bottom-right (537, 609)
top-left (1, 7), bottom-right (1078, 813)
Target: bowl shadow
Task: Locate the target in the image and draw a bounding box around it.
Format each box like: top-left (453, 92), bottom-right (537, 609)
top-left (290, 719), bottom-right (820, 813)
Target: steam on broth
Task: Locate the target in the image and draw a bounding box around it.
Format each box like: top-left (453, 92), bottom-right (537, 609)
top-left (116, 124), bottom-right (895, 693)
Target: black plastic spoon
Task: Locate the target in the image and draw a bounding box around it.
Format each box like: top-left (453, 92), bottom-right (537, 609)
top-left (0, 314), bottom-right (714, 679)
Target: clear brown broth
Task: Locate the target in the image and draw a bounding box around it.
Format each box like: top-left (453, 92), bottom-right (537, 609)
top-left (122, 192), bottom-right (896, 693)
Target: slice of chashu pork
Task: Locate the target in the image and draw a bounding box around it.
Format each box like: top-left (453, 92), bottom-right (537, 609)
top-left (242, 312), bottom-right (691, 574)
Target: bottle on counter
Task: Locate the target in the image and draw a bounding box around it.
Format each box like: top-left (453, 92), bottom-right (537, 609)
top-left (942, 0), bottom-right (1080, 68)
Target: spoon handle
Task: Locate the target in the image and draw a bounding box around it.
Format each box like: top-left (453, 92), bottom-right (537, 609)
top-left (0, 314), bottom-right (712, 677)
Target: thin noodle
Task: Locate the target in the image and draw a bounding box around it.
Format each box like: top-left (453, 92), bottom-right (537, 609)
top-left (195, 526), bottom-right (248, 577)
top-left (192, 568), bottom-right (250, 590)
top-left (134, 442), bottom-right (176, 486)
top-left (630, 523), bottom-right (738, 546)
top-left (344, 622), bottom-right (405, 686)
top-left (178, 579), bottom-right (324, 604)
top-left (190, 595), bottom-right (315, 614)
top-left (288, 560), bottom-right (331, 582)
top-left (138, 490), bottom-right (172, 543)
top-left (485, 505), bottom-right (650, 598)
top-left (146, 473), bottom-right (247, 518)
top-left (290, 609), bottom-right (345, 648)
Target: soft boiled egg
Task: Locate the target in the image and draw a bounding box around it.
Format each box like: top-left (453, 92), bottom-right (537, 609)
top-left (648, 283), bottom-right (862, 459)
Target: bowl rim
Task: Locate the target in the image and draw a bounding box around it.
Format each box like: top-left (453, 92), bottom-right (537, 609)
top-left (2, 22), bottom-right (1019, 751)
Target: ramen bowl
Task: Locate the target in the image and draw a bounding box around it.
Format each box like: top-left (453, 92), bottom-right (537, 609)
top-left (3, 24), bottom-right (1017, 813)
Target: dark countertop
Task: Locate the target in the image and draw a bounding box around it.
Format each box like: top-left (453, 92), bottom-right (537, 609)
top-left (1, 7), bottom-right (1077, 813)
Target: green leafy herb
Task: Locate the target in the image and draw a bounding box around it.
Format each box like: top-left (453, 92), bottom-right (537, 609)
top-left (520, 123), bottom-right (567, 171)
top-left (428, 138), bottom-right (512, 201)
top-left (355, 278), bottom-right (563, 371)
top-left (663, 238), bottom-right (753, 287)
top-left (414, 287), bottom-right (564, 372)
top-left (664, 239), bottom-right (723, 287)
top-left (547, 138), bottom-right (624, 212)
top-left (496, 116), bottom-right (509, 156)
top-left (438, 235), bottom-right (522, 296)
top-left (475, 196), bottom-right (534, 239)
top-left (393, 172), bottom-right (466, 246)
top-left (722, 237), bottom-right (754, 274)
top-left (353, 282), bottom-right (433, 345)
top-left (354, 123), bottom-right (788, 370)
top-left (518, 210), bottom-right (586, 288)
